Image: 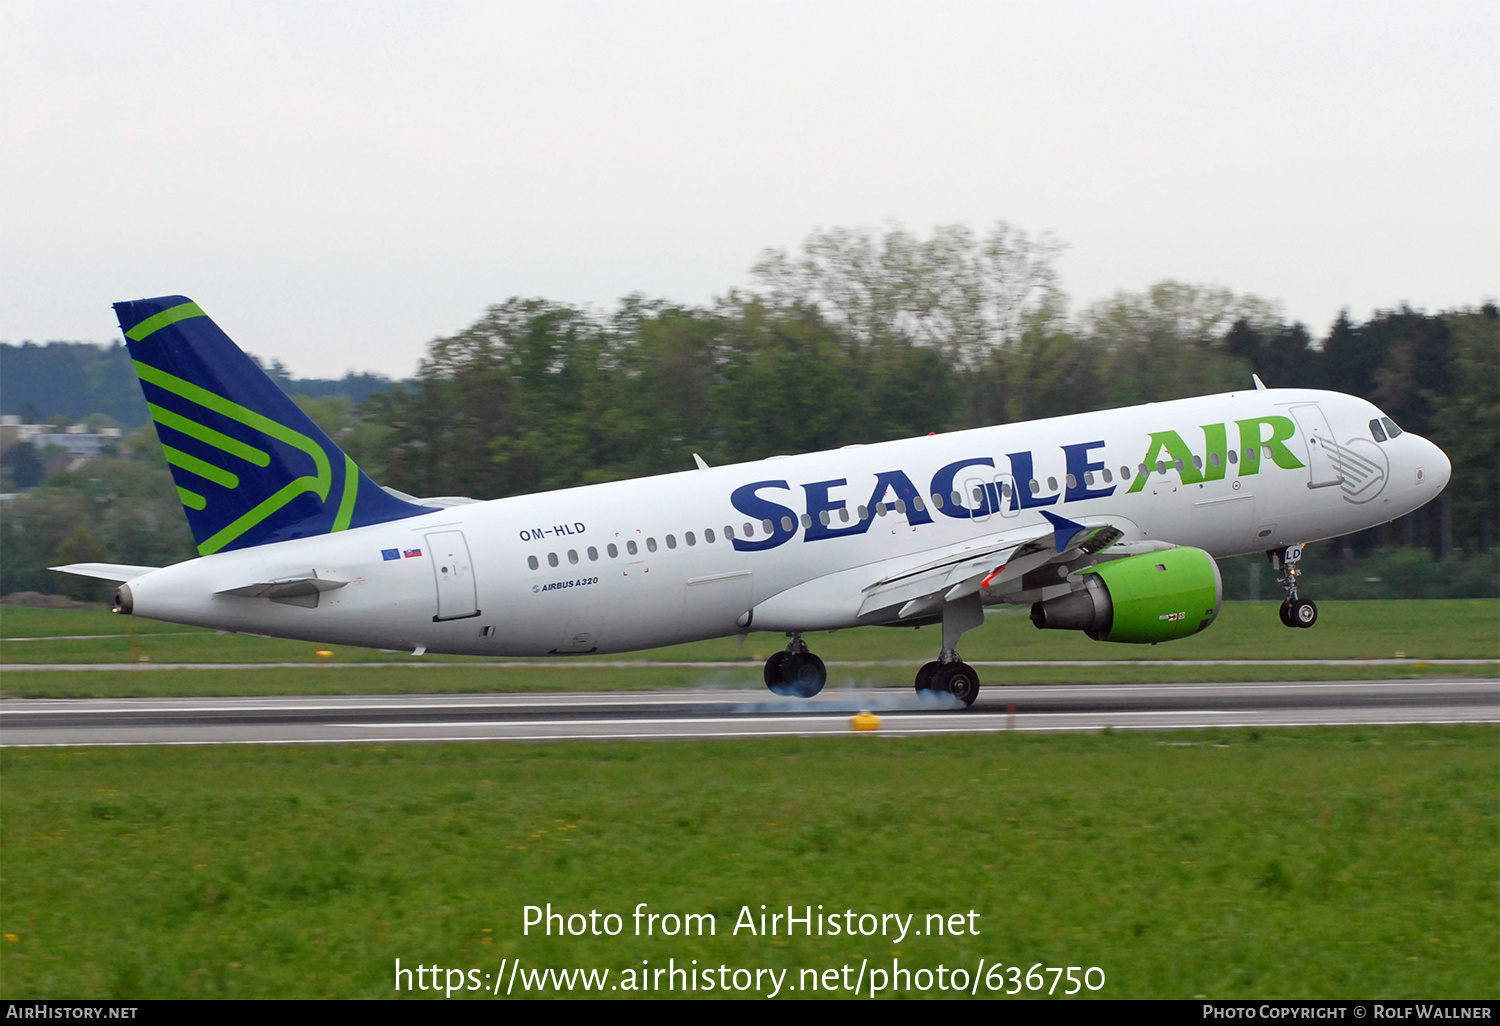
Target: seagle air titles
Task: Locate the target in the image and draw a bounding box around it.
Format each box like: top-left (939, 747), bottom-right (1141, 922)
top-left (54, 296), bottom-right (1452, 708)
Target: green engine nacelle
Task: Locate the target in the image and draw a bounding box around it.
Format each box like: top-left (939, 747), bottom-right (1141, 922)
top-left (1029, 546), bottom-right (1223, 644)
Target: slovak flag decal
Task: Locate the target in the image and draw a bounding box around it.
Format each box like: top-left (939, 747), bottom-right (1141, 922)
top-left (404, 548), bottom-right (423, 558)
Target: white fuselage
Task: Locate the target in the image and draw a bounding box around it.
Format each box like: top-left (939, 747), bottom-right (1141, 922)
top-left (123, 388), bottom-right (1450, 655)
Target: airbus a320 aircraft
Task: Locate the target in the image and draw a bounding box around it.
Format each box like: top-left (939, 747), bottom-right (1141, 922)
top-left (54, 296), bottom-right (1452, 708)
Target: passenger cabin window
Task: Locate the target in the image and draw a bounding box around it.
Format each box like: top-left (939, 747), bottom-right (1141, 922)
top-left (1046, 477), bottom-right (1058, 492)
top-left (587, 546), bottom-right (598, 561)
top-left (568, 549), bottom-right (579, 564)
top-left (548, 552), bottom-right (559, 567)
top-left (527, 555), bottom-right (539, 570)
top-left (627, 540), bottom-right (638, 555)
top-left (646, 537), bottom-right (658, 552)
top-left (704, 529), bottom-right (715, 543)
top-left (685, 532), bottom-right (696, 546)
top-left (607, 543), bottom-right (619, 558)
top-left (1369, 419), bottom-right (1387, 442)
top-left (665, 535), bottom-right (676, 549)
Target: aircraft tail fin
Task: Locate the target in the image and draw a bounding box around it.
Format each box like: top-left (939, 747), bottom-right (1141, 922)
top-left (114, 296), bottom-right (431, 555)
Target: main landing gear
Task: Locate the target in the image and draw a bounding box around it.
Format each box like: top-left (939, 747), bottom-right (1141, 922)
top-left (763, 633), bottom-right (827, 698)
top-left (914, 590), bottom-right (984, 708)
top-left (915, 659), bottom-right (981, 708)
top-left (1269, 544), bottom-right (1318, 628)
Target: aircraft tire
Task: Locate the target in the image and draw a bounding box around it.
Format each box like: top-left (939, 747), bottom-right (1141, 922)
top-left (1279, 601), bottom-right (1295, 628)
top-left (763, 651), bottom-right (789, 692)
top-left (914, 660), bottom-right (942, 694)
top-left (781, 652), bottom-right (826, 698)
top-left (932, 662), bottom-right (981, 709)
top-left (1292, 599), bottom-right (1318, 628)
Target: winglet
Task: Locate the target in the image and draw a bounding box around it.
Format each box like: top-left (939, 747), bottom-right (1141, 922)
top-left (1252, 373), bottom-right (1268, 390)
top-left (1039, 509), bottom-right (1087, 552)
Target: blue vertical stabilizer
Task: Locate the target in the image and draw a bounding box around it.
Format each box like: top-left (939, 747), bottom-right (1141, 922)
top-left (115, 296), bottom-right (431, 554)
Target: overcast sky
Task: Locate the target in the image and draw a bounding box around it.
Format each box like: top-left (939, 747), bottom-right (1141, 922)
top-left (3, 0), bottom-right (1496, 379)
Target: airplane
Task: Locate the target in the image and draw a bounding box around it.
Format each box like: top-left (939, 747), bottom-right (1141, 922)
top-left (53, 295), bottom-right (1453, 708)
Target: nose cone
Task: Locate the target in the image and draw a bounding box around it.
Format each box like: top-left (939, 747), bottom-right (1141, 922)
top-left (1418, 437), bottom-right (1452, 494)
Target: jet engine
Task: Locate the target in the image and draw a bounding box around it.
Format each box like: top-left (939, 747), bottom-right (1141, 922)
top-left (1029, 546), bottom-right (1222, 644)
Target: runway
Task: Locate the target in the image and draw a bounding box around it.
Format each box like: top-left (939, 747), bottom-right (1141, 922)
top-left (1, 678), bottom-right (1495, 747)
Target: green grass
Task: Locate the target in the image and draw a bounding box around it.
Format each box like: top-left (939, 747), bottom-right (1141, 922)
top-left (1, 727), bottom-right (1494, 999)
top-left (3, 600), bottom-right (1498, 666)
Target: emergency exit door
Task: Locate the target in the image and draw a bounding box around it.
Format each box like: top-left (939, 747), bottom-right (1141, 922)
top-left (427, 530), bottom-right (479, 621)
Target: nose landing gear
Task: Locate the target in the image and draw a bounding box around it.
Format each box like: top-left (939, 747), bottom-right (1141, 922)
top-left (1269, 544), bottom-right (1318, 628)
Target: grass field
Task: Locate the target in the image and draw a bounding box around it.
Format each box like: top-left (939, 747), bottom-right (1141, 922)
top-left (1, 727), bottom-right (1494, 999)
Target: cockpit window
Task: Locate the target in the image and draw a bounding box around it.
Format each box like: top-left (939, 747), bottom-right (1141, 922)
top-left (1381, 416), bottom-right (1403, 439)
top-left (1369, 418), bottom-right (1388, 442)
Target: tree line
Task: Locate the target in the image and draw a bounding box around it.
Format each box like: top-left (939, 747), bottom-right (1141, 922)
top-left (355, 225), bottom-right (1496, 558)
top-left (2, 223), bottom-right (1495, 599)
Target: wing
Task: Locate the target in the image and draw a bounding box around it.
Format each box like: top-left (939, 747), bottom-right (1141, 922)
top-left (749, 511), bottom-right (1124, 632)
top-left (857, 511), bottom-right (1123, 620)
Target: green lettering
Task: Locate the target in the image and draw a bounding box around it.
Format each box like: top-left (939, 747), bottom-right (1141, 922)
top-left (1127, 430), bottom-right (1204, 492)
top-left (1235, 416), bottom-right (1304, 475)
top-left (1200, 423), bottom-right (1227, 481)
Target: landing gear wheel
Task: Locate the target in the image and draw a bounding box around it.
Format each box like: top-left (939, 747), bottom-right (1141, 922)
top-left (931, 662), bottom-right (981, 709)
top-left (914, 660), bottom-right (942, 694)
top-left (766, 650), bottom-right (825, 697)
top-left (1279, 601), bottom-right (1295, 628)
top-left (1290, 598), bottom-right (1318, 628)
top-left (781, 652), bottom-right (827, 698)
top-left (763, 651), bottom-right (788, 691)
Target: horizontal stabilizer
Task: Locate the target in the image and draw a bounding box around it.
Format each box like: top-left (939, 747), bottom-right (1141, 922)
top-left (49, 563), bottom-right (161, 583)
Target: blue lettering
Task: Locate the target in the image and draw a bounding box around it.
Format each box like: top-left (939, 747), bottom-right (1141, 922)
top-left (1062, 441), bottom-right (1116, 502)
top-left (865, 470), bottom-right (934, 525)
top-left (930, 457), bottom-right (997, 520)
top-left (802, 479), bottom-right (868, 541)
top-left (1006, 451), bottom-right (1058, 509)
top-left (730, 480), bottom-right (799, 552)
